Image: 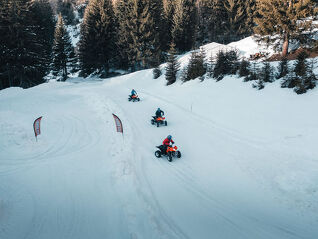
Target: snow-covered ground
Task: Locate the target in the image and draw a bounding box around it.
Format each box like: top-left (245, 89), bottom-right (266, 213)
top-left (1, 70), bottom-right (318, 238)
top-left (1, 36), bottom-right (318, 238)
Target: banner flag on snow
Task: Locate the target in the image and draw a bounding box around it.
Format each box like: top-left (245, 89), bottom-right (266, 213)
top-left (33, 116), bottom-right (43, 140)
top-left (112, 114), bottom-right (123, 133)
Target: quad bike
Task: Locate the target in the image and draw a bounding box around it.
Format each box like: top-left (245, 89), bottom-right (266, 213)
top-left (155, 144), bottom-right (181, 162)
top-left (128, 94), bottom-right (140, 102)
top-left (151, 116), bottom-right (167, 127)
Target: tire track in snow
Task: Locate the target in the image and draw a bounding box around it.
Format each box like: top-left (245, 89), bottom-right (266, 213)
top-left (85, 92), bottom-right (190, 239)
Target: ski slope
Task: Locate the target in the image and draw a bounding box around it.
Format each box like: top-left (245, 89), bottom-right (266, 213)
top-left (1, 69), bottom-right (318, 238)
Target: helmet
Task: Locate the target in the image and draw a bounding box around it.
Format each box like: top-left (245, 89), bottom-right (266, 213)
top-left (157, 108), bottom-right (160, 111)
top-left (167, 135), bottom-right (172, 140)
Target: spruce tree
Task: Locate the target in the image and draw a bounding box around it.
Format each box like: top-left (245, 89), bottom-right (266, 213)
top-left (78, 0), bottom-right (116, 76)
top-left (276, 57), bottom-right (289, 79)
top-left (184, 47), bottom-right (206, 81)
top-left (57, 0), bottom-right (75, 25)
top-left (52, 14), bottom-right (75, 81)
top-left (0, 0), bottom-right (54, 89)
top-left (171, 0), bottom-right (197, 52)
top-left (244, 62), bottom-right (259, 82)
top-left (238, 58), bottom-right (250, 77)
top-left (254, 0), bottom-right (316, 56)
top-left (165, 42), bottom-right (180, 85)
top-left (223, 0), bottom-right (246, 42)
top-left (213, 51), bottom-right (227, 81)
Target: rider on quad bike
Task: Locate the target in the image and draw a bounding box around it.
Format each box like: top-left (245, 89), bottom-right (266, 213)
top-left (162, 135), bottom-right (174, 154)
top-left (155, 135), bottom-right (181, 161)
top-left (151, 108), bottom-right (167, 127)
top-left (128, 89), bottom-right (140, 101)
top-left (131, 89), bottom-right (137, 97)
top-left (155, 108), bottom-right (164, 119)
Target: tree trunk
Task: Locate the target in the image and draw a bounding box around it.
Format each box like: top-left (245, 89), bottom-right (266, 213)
top-left (282, 35), bottom-right (289, 57)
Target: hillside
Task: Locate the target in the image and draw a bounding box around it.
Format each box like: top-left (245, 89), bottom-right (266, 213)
top-left (1, 47), bottom-right (318, 239)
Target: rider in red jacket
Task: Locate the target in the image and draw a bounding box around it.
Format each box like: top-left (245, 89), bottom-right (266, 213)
top-left (162, 135), bottom-right (174, 154)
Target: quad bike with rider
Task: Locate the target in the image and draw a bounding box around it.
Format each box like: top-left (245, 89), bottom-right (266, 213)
top-left (128, 89), bottom-right (140, 102)
top-left (155, 135), bottom-right (181, 162)
top-left (151, 108), bottom-right (167, 127)
top-left (128, 94), bottom-right (140, 102)
top-left (151, 116), bottom-right (167, 127)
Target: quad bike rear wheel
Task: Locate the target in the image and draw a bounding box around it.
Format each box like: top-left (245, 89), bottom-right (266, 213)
top-left (157, 122), bottom-right (159, 127)
top-left (155, 150), bottom-right (161, 158)
top-left (165, 121), bottom-right (167, 126)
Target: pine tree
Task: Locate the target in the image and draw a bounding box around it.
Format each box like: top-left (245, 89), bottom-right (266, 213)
top-left (276, 57), bottom-right (289, 79)
top-left (261, 62), bottom-right (274, 83)
top-left (223, 0), bottom-right (246, 42)
top-left (165, 42), bottom-right (180, 85)
top-left (213, 51), bottom-right (227, 81)
top-left (0, 0), bottom-right (54, 89)
top-left (78, 0), bottom-right (116, 76)
top-left (52, 14), bottom-right (75, 81)
top-left (171, 0), bottom-right (197, 52)
top-left (206, 54), bottom-right (214, 78)
top-left (183, 47), bottom-right (206, 81)
top-left (238, 58), bottom-right (250, 77)
top-left (115, 0), bottom-right (161, 71)
top-left (254, 0), bottom-right (316, 57)
top-left (244, 61), bottom-right (259, 82)
top-left (162, 0), bottom-right (176, 50)
top-left (57, 0), bottom-right (75, 25)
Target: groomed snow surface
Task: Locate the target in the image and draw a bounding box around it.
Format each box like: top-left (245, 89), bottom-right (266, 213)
top-left (1, 38), bottom-right (318, 238)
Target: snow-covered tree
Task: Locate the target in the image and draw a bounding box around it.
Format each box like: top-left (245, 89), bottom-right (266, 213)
top-left (165, 42), bottom-right (180, 85)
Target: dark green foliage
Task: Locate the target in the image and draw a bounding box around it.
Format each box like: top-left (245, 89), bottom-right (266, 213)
top-left (244, 62), bottom-right (259, 82)
top-left (57, 0), bottom-right (75, 25)
top-left (213, 50), bottom-right (239, 81)
top-left (282, 51), bottom-right (317, 94)
top-left (52, 14), bottom-right (75, 81)
top-left (0, 0), bottom-right (55, 90)
top-left (153, 67), bottom-right (162, 79)
top-left (115, 0), bottom-right (162, 71)
top-left (171, 0), bottom-right (196, 52)
top-left (206, 54), bottom-right (214, 78)
top-left (238, 58), bottom-right (250, 77)
top-left (165, 43), bottom-right (180, 85)
top-left (78, 0), bottom-right (116, 77)
top-left (183, 48), bottom-right (206, 81)
top-left (261, 62), bottom-right (274, 83)
top-left (276, 57), bottom-right (289, 79)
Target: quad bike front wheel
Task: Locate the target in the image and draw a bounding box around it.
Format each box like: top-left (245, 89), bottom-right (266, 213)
top-left (165, 121), bottom-right (167, 126)
top-left (176, 151), bottom-right (181, 158)
top-left (155, 150), bottom-right (161, 158)
top-left (151, 119), bottom-right (154, 125)
top-left (168, 152), bottom-right (172, 162)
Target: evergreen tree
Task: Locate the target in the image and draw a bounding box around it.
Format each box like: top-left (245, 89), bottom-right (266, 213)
top-left (162, 0), bottom-right (176, 50)
top-left (52, 14), bottom-right (75, 81)
top-left (238, 58), bottom-right (250, 77)
top-left (0, 0), bottom-right (54, 89)
top-left (206, 54), bottom-right (214, 78)
top-left (183, 47), bottom-right (206, 81)
top-left (260, 62), bottom-right (274, 83)
top-left (283, 50), bottom-right (317, 94)
top-left (254, 0), bottom-right (316, 56)
top-left (78, 0), bottom-right (116, 77)
top-left (115, 0), bottom-right (161, 71)
top-left (213, 50), bottom-right (238, 81)
top-left (171, 0), bottom-right (197, 52)
top-left (276, 57), bottom-right (289, 79)
top-left (223, 0), bottom-right (246, 42)
top-left (153, 66), bottom-right (162, 79)
top-left (244, 61), bottom-right (259, 82)
top-left (165, 42), bottom-right (180, 85)
top-left (57, 0), bottom-right (75, 25)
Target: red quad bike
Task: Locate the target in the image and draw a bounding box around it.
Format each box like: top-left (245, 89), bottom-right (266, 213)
top-left (151, 116), bottom-right (167, 127)
top-left (128, 94), bottom-right (140, 102)
top-left (155, 144), bottom-right (181, 162)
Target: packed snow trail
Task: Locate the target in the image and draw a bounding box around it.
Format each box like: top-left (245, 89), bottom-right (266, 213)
top-left (1, 72), bottom-right (318, 239)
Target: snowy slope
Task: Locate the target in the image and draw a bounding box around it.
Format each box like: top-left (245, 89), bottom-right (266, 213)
top-left (1, 65), bottom-right (318, 239)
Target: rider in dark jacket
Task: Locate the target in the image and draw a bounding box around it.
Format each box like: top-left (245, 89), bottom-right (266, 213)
top-left (155, 108), bottom-right (164, 119)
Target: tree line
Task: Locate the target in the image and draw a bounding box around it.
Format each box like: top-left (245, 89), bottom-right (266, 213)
top-left (0, 0), bottom-right (317, 90)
